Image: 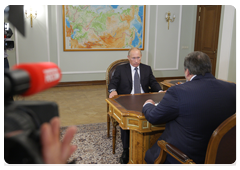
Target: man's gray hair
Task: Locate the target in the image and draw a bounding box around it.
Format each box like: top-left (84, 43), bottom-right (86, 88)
top-left (184, 51), bottom-right (212, 76)
top-left (128, 47), bottom-right (142, 56)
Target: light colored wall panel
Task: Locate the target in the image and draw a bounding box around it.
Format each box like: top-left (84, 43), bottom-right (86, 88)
top-left (16, 6), bottom-right (49, 63)
top-left (154, 5), bottom-right (181, 70)
top-left (149, 5), bottom-right (196, 78)
top-left (227, 9), bottom-right (236, 83)
top-left (217, 5), bottom-right (235, 81)
top-left (216, 5), bottom-right (236, 82)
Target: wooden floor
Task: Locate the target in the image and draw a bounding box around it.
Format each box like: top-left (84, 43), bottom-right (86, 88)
top-left (14, 81), bottom-right (164, 127)
top-left (14, 85), bottom-right (107, 127)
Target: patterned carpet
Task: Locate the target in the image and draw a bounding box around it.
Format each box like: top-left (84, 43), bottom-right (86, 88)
top-left (60, 122), bottom-right (123, 164)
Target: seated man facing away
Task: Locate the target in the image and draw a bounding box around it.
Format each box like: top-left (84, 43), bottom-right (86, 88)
top-left (142, 51), bottom-right (236, 164)
top-left (108, 47), bottom-right (162, 164)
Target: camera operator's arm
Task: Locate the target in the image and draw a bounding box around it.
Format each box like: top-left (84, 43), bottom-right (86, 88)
top-left (40, 117), bottom-right (77, 164)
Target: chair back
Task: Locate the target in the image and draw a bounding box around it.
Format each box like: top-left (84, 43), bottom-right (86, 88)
top-left (106, 59), bottom-right (129, 97)
top-left (205, 113), bottom-right (236, 164)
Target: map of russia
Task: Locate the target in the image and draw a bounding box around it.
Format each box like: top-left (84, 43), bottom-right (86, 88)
top-left (63, 5), bottom-right (145, 51)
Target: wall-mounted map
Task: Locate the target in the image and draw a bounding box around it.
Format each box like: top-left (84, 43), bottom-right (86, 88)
top-left (62, 5), bottom-right (145, 51)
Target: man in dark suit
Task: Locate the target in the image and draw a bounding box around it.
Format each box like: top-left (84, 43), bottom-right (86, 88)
top-left (142, 51), bottom-right (236, 164)
top-left (108, 47), bottom-right (162, 164)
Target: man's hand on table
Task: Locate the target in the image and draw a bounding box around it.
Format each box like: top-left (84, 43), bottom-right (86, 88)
top-left (143, 99), bottom-right (155, 107)
top-left (159, 90), bottom-right (167, 93)
top-left (109, 91), bottom-right (118, 98)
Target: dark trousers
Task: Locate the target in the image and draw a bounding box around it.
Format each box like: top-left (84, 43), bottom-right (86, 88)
top-left (120, 128), bottom-right (129, 149)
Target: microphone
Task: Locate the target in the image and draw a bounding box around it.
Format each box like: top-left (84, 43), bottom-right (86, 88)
top-left (5, 62), bottom-right (61, 97)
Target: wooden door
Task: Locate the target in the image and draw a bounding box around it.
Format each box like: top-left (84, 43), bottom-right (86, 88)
top-left (194, 5), bottom-right (221, 76)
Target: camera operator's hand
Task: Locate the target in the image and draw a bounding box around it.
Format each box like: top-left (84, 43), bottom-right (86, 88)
top-left (40, 117), bottom-right (77, 164)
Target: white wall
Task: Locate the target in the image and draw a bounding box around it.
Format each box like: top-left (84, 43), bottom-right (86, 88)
top-left (6, 5), bottom-right (236, 83)
top-left (13, 6), bottom-right (49, 63)
top-left (217, 5), bottom-right (237, 80)
top-left (215, 5), bottom-right (236, 82)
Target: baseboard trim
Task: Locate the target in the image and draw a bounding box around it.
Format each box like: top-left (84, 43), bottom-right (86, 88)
top-left (56, 76), bottom-right (185, 87)
top-left (56, 80), bottom-right (106, 87)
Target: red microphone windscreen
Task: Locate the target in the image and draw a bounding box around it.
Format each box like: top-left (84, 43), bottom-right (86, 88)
top-left (12, 62), bottom-right (62, 96)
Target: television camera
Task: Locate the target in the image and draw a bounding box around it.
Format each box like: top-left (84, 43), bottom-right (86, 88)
top-left (4, 62), bottom-right (62, 164)
top-left (4, 5), bottom-right (62, 164)
top-left (4, 23), bottom-right (14, 50)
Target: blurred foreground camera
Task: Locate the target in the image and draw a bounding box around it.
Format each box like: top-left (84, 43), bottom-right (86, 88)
top-left (5, 39), bottom-right (14, 49)
top-left (4, 5), bottom-right (62, 164)
top-left (4, 62), bottom-right (61, 164)
top-left (4, 100), bottom-right (59, 163)
top-left (4, 23), bottom-right (14, 50)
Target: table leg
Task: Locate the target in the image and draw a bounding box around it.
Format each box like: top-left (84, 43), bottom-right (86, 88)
top-left (112, 123), bottom-right (116, 154)
top-left (107, 114), bottom-right (110, 138)
top-left (129, 130), bottom-right (164, 164)
top-left (111, 118), bottom-right (118, 154)
top-left (162, 85), bottom-right (168, 91)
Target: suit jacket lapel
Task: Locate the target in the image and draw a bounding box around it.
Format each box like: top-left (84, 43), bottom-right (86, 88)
top-left (140, 63), bottom-right (144, 85)
top-left (125, 64), bottom-right (132, 85)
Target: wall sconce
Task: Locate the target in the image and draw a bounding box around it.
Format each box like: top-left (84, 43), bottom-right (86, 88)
top-left (25, 7), bottom-right (37, 28)
top-left (165, 12), bottom-right (175, 30)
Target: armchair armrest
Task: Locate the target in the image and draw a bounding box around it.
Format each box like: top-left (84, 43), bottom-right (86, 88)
top-left (154, 140), bottom-right (196, 164)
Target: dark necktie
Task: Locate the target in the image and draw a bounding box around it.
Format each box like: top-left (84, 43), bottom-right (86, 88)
top-left (134, 67), bottom-right (141, 94)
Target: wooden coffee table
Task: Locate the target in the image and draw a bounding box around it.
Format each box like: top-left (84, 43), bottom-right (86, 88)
top-left (160, 79), bottom-right (186, 90)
